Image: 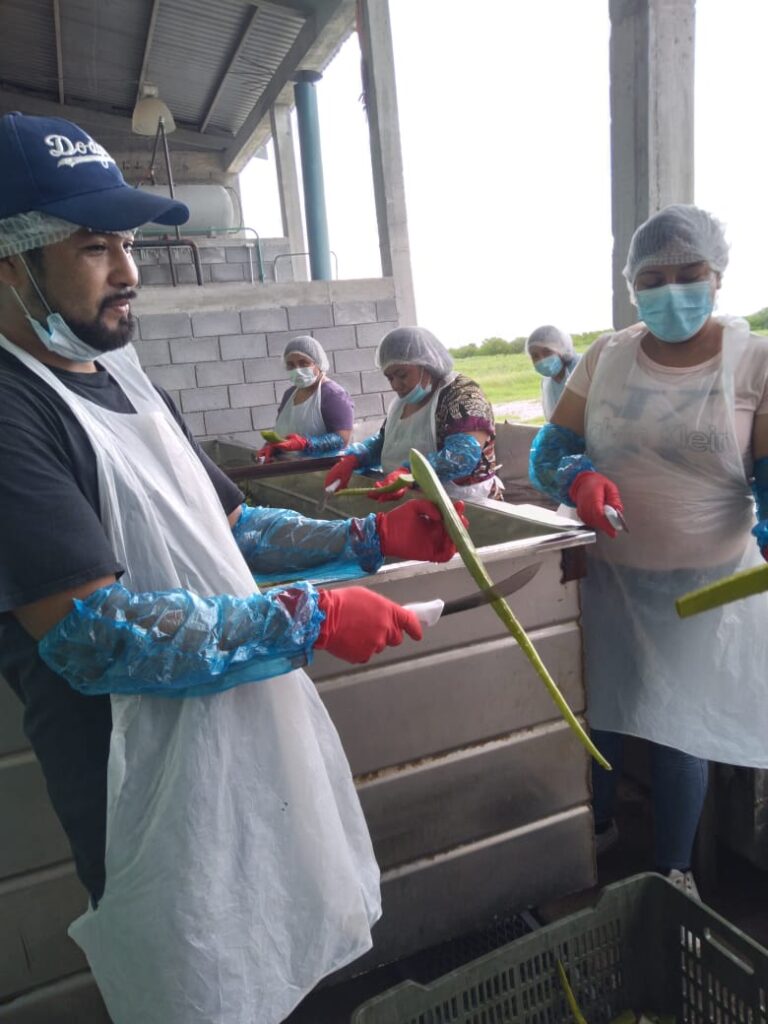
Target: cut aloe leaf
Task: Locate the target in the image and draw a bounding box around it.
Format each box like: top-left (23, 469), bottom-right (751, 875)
top-left (260, 429), bottom-right (283, 443)
top-left (557, 961), bottom-right (589, 1024)
top-left (676, 562), bottom-right (768, 618)
top-left (336, 474), bottom-right (414, 499)
top-left (409, 449), bottom-right (610, 770)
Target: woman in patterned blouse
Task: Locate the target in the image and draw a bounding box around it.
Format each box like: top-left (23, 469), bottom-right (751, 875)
top-left (325, 326), bottom-right (503, 501)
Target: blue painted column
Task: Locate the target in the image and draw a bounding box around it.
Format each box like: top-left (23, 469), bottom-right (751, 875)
top-left (293, 70), bottom-right (331, 281)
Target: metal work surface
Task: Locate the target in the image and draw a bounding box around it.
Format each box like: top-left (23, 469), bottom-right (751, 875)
top-left (248, 467), bottom-right (597, 970)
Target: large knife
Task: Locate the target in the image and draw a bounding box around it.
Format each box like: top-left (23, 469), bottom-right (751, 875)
top-left (405, 561), bottom-right (541, 626)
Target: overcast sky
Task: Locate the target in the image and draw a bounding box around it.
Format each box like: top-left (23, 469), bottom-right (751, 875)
top-left (241, 1), bottom-right (768, 349)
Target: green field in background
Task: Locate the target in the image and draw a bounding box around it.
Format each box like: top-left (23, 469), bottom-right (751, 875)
top-left (457, 336), bottom-right (595, 414)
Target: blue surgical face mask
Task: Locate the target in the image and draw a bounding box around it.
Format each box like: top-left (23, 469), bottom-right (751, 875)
top-left (288, 366), bottom-right (317, 388)
top-left (402, 374), bottom-right (433, 405)
top-left (534, 355), bottom-right (564, 378)
top-left (635, 281), bottom-right (714, 343)
top-left (12, 257), bottom-right (107, 362)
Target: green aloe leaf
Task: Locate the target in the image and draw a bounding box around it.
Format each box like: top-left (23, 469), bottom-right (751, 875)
top-left (409, 448), bottom-right (610, 770)
top-left (557, 961), bottom-right (589, 1024)
top-left (260, 429), bottom-right (283, 443)
top-left (335, 474), bottom-right (415, 498)
top-left (676, 562), bottom-right (768, 618)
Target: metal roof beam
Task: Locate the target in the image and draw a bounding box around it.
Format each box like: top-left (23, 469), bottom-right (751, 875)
top-left (0, 90), bottom-right (229, 155)
top-left (135, 0), bottom-right (162, 108)
top-left (52, 0), bottom-right (65, 105)
top-left (223, 15), bottom-right (317, 174)
top-left (200, 6), bottom-right (261, 133)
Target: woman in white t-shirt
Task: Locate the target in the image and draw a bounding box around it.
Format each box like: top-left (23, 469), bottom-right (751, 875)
top-left (529, 204), bottom-right (768, 898)
top-left (525, 324), bottom-right (582, 420)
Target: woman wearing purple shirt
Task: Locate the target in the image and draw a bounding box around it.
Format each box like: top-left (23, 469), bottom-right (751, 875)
top-left (256, 335), bottom-right (354, 460)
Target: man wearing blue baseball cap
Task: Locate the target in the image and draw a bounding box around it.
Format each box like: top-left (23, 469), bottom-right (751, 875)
top-left (0, 112), bottom-right (459, 1023)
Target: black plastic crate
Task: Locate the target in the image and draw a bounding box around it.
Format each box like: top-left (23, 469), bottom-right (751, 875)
top-left (352, 874), bottom-right (768, 1023)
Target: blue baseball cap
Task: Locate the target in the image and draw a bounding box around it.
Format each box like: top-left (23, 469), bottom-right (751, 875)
top-left (0, 112), bottom-right (189, 230)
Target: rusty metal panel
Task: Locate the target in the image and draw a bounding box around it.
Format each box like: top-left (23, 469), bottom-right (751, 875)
top-left (0, 682), bottom-right (27, 755)
top-left (358, 721), bottom-right (590, 870)
top-left (344, 806), bottom-right (595, 974)
top-left (318, 623), bottom-right (583, 774)
top-left (0, 753), bottom-right (72, 879)
top-left (0, 865), bottom-right (88, 1000)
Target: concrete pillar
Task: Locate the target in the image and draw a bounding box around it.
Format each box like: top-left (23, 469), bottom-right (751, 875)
top-left (609, 0), bottom-right (695, 328)
top-left (270, 103), bottom-right (308, 282)
top-left (358, 0), bottom-right (417, 325)
top-left (293, 71), bottom-right (332, 281)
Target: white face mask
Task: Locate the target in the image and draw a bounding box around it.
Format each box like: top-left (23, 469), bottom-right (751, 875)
top-left (12, 256), bottom-right (106, 362)
top-left (289, 366), bottom-right (317, 388)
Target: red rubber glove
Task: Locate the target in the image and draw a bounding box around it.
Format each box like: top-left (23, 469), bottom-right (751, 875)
top-left (255, 434), bottom-right (309, 463)
top-left (569, 471), bottom-right (624, 538)
top-left (272, 433), bottom-right (309, 454)
top-left (376, 499), bottom-right (468, 563)
top-left (315, 587), bottom-right (423, 663)
top-left (324, 454), bottom-right (361, 491)
top-left (366, 467), bottom-right (413, 503)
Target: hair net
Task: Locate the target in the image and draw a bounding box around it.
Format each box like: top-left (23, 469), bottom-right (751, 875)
top-left (283, 335), bottom-right (329, 372)
top-left (375, 326), bottom-right (454, 378)
top-left (623, 204), bottom-right (729, 288)
top-left (0, 210), bottom-right (78, 258)
top-left (525, 325), bottom-right (575, 358)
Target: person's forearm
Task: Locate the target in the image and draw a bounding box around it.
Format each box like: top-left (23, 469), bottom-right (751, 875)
top-left (39, 581), bottom-right (324, 697)
top-left (345, 433), bottom-right (383, 468)
top-left (529, 422), bottom-right (591, 503)
top-left (232, 504), bottom-right (383, 574)
top-left (305, 431), bottom-right (345, 453)
top-left (422, 433), bottom-right (483, 481)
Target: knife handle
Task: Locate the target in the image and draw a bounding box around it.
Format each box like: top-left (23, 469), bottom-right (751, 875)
top-left (403, 599), bottom-right (445, 628)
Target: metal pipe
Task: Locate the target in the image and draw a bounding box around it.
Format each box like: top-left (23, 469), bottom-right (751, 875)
top-left (292, 71), bottom-right (331, 281)
top-left (273, 249), bottom-right (337, 283)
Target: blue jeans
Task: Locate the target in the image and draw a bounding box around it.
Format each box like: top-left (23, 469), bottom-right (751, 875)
top-left (592, 730), bottom-right (709, 873)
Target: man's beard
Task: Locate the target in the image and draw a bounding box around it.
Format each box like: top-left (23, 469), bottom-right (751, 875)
top-left (63, 296), bottom-right (137, 353)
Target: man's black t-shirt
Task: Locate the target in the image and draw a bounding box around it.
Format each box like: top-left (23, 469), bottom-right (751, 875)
top-left (0, 345), bottom-right (244, 901)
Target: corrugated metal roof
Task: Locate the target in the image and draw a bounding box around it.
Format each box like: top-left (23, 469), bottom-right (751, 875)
top-left (61, 0), bottom-right (150, 110)
top-left (0, 0), bottom-right (350, 157)
top-left (0, 0), bottom-right (59, 101)
top-left (205, 4), bottom-right (307, 134)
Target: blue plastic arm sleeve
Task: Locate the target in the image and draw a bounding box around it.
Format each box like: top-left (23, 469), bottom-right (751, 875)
top-left (529, 423), bottom-right (592, 504)
top-left (751, 455), bottom-right (768, 549)
top-left (421, 433), bottom-right (483, 481)
top-left (305, 431), bottom-right (344, 454)
top-left (39, 581), bottom-right (325, 698)
top-left (346, 432), bottom-right (384, 468)
top-left (232, 504), bottom-right (383, 575)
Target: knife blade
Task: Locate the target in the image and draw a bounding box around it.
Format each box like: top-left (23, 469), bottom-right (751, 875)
top-left (405, 561), bottom-right (541, 626)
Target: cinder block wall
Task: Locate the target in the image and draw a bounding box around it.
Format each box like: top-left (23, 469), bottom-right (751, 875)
top-left (134, 295), bottom-right (398, 446)
top-left (134, 238), bottom-right (293, 287)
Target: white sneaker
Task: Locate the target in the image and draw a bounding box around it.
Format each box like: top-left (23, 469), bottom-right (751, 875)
top-left (667, 869), bottom-right (700, 900)
top-left (594, 819), bottom-right (619, 856)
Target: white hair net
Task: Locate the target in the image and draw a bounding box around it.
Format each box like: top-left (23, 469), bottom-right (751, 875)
top-left (283, 335), bottom-right (329, 373)
top-left (375, 326), bottom-right (454, 378)
top-left (623, 204), bottom-right (729, 290)
top-left (0, 211), bottom-right (79, 258)
top-left (525, 325), bottom-right (574, 358)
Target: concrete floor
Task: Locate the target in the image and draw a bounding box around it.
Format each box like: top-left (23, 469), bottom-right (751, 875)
top-left (286, 778), bottom-right (768, 1022)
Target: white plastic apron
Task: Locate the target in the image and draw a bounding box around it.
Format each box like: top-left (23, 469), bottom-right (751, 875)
top-left (381, 376), bottom-right (499, 500)
top-left (580, 316), bottom-right (768, 765)
top-left (0, 338), bottom-right (380, 1024)
top-left (275, 377), bottom-right (327, 437)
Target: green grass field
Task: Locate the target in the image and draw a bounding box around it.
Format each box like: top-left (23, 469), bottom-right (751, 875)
top-left (456, 335), bottom-right (597, 409)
